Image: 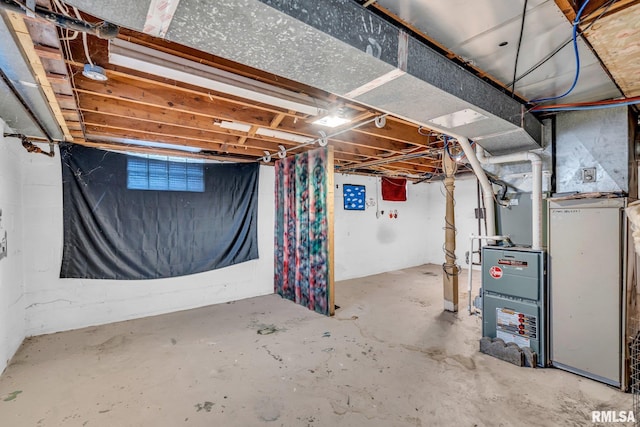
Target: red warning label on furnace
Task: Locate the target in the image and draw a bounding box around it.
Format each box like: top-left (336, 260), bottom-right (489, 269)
top-left (489, 266), bottom-right (503, 279)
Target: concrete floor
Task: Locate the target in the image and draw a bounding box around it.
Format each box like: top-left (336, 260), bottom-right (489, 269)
top-left (0, 264), bottom-right (632, 426)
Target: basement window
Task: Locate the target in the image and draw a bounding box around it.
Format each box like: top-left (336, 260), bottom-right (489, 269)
top-left (127, 155), bottom-right (205, 192)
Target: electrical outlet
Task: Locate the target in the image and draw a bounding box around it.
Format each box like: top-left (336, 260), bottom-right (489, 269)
top-left (581, 167), bottom-right (597, 183)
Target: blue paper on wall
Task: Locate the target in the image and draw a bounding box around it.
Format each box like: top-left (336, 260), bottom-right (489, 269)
top-left (343, 184), bottom-right (366, 211)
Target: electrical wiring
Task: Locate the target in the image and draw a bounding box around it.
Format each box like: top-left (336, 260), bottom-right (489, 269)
top-left (71, 6), bottom-right (94, 66)
top-left (51, 0), bottom-right (79, 41)
top-left (444, 136), bottom-right (474, 162)
top-left (531, 95), bottom-right (640, 112)
top-left (511, 0), bottom-right (528, 97)
top-left (532, 100), bottom-right (640, 112)
top-left (440, 159), bottom-right (459, 280)
top-left (259, 113), bottom-right (388, 162)
top-left (417, 126), bottom-right (432, 136)
top-left (528, 0), bottom-right (592, 104)
top-left (508, 0), bottom-right (617, 90)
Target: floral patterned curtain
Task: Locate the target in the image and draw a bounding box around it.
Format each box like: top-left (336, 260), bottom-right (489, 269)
top-left (274, 147), bottom-right (333, 315)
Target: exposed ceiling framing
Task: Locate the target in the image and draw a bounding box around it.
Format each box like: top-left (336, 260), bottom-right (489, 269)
top-left (58, 16), bottom-right (452, 179)
top-left (1, 0), bottom-right (638, 180)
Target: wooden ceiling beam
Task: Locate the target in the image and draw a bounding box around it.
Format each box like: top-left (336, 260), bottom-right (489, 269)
top-left (62, 109), bottom-right (81, 122)
top-left (61, 26), bottom-right (447, 178)
top-left (77, 92), bottom-right (247, 133)
top-left (554, 0), bottom-right (578, 22)
top-left (76, 91), bottom-right (414, 158)
top-left (69, 129), bottom-right (84, 139)
top-left (353, 118), bottom-right (434, 147)
top-left (269, 113), bottom-right (287, 128)
top-left (66, 121), bottom-right (82, 131)
top-left (79, 106), bottom-right (401, 159)
top-left (337, 149), bottom-right (440, 170)
top-left (82, 112), bottom-right (240, 144)
top-left (581, 0), bottom-right (640, 22)
top-left (238, 125), bottom-right (258, 145)
top-left (34, 44), bottom-right (63, 60)
top-left (81, 111), bottom-right (405, 163)
top-left (83, 111), bottom-right (424, 165)
top-left (81, 124), bottom-right (422, 168)
top-left (554, 0), bottom-right (640, 23)
top-left (73, 77), bottom-right (277, 128)
top-left (71, 62), bottom-right (418, 155)
top-left (280, 116), bottom-right (413, 153)
top-left (83, 125), bottom-right (268, 157)
top-left (81, 112), bottom-right (291, 153)
top-left (67, 56), bottom-right (306, 119)
top-left (7, 13), bottom-right (73, 140)
top-left (45, 72), bottom-right (68, 83)
top-left (75, 139), bottom-right (257, 163)
top-left (352, 162), bottom-right (436, 175)
top-left (55, 93), bottom-right (76, 110)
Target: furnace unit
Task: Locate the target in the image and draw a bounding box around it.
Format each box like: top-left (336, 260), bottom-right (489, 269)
top-left (482, 246), bottom-right (547, 367)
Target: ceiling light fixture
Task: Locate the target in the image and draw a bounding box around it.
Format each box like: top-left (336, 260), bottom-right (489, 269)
top-left (82, 64), bottom-right (108, 81)
top-left (312, 115), bottom-right (351, 128)
top-left (79, 23), bottom-right (108, 81)
top-left (109, 39), bottom-right (327, 116)
top-left (312, 107), bottom-right (351, 128)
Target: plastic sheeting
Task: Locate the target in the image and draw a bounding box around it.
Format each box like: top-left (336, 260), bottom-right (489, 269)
top-left (59, 144), bottom-right (259, 280)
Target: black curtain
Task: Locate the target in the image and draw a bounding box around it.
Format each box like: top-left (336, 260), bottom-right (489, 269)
top-left (59, 144), bottom-right (259, 280)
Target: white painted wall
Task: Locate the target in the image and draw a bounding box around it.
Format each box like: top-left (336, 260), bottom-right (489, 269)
top-left (12, 138), bottom-right (478, 338)
top-left (334, 173), bottom-right (479, 281)
top-left (0, 128), bottom-right (26, 373)
top-left (422, 176), bottom-right (481, 268)
top-left (23, 150), bottom-right (275, 336)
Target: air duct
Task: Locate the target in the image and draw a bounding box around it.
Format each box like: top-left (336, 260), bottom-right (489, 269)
top-left (64, 0), bottom-right (542, 153)
top-left (476, 146), bottom-right (543, 250)
top-left (0, 0), bottom-right (118, 39)
top-left (0, 14), bottom-right (62, 140)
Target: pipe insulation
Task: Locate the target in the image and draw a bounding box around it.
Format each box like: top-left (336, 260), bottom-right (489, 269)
top-left (476, 146), bottom-right (543, 250)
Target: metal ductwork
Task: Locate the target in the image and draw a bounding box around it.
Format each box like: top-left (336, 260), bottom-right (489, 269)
top-left (0, 14), bottom-right (62, 140)
top-left (64, 0), bottom-right (543, 153)
top-left (0, 0), bottom-right (118, 39)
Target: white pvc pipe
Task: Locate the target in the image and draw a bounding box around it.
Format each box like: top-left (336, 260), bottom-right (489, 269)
top-left (476, 147), bottom-right (543, 250)
top-left (456, 137), bottom-right (496, 239)
top-left (531, 158), bottom-right (543, 251)
top-left (467, 234), bottom-right (513, 314)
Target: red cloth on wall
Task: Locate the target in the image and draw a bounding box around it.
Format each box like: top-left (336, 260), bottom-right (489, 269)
top-left (381, 177), bottom-right (407, 201)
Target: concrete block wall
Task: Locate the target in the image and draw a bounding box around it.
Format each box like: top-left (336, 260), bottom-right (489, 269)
top-left (334, 173), bottom-right (479, 281)
top-left (0, 124), bottom-right (479, 372)
top-left (0, 127), bottom-right (26, 373)
top-left (22, 154), bottom-right (276, 336)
